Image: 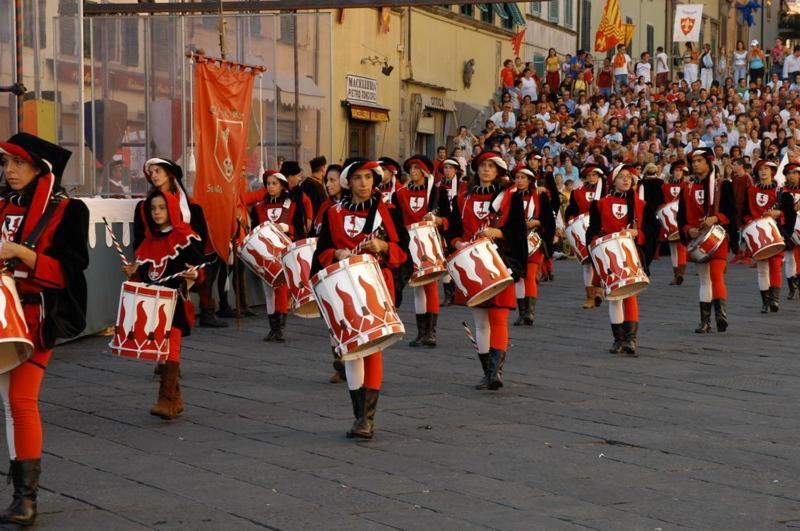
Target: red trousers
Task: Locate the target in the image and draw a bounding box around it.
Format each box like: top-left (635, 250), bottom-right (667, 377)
top-left (0, 352), bottom-right (51, 460)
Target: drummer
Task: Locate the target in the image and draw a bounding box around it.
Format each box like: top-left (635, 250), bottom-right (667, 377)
top-left (565, 164), bottom-right (606, 309)
top-left (664, 162), bottom-right (689, 285)
top-left (586, 164), bottom-right (658, 356)
top-left (677, 147), bottom-right (737, 333)
top-left (512, 165), bottom-right (555, 327)
top-left (394, 155), bottom-right (441, 348)
top-left (312, 158), bottom-right (408, 440)
top-left (780, 163), bottom-right (800, 301)
top-left (0, 133), bottom-right (89, 526)
top-left (377, 157), bottom-right (401, 204)
top-left (742, 160), bottom-right (784, 313)
top-left (244, 169), bottom-right (313, 342)
top-left (446, 151), bottom-right (527, 390)
top-left (123, 190), bottom-right (204, 419)
top-left (437, 158), bottom-right (461, 307)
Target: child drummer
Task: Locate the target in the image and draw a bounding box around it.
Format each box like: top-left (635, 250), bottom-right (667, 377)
top-left (586, 164), bottom-right (658, 357)
top-left (123, 190), bottom-right (205, 420)
top-left (312, 158), bottom-right (408, 440)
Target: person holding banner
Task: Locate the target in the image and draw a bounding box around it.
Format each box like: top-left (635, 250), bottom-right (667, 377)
top-left (780, 163), bottom-right (800, 300)
top-left (312, 158), bottom-right (408, 440)
top-left (682, 43), bottom-right (700, 85)
top-left (124, 190), bottom-right (204, 420)
top-left (0, 133), bottom-right (89, 526)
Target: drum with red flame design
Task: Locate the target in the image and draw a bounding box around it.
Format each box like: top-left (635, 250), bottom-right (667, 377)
top-left (588, 230), bottom-right (649, 301)
top-left (281, 238), bottom-right (320, 318)
top-left (527, 230), bottom-right (542, 256)
top-left (109, 281), bottom-right (177, 362)
top-left (407, 221), bottom-right (447, 287)
top-left (687, 224), bottom-right (728, 263)
top-left (238, 221), bottom-right (292, 287)
top-left (565, 213), bottom-right (590, 264)
top-left (0, 275), bottom-right (33, 374)
top-left (311, 254), bottom-right (404, 361)
top-left (446, 238), bottom-right (513, 307)
top-left (741, 217), bottom-right (785, 260)
top-left (656, 200), bottom-right (680, 241)
top-left (792, 216), bottom-right (800, 247)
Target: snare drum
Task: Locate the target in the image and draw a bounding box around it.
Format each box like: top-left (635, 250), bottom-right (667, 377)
top-left (792, 216), bottom-right (800, 247)
top-left (109, 281), bottom-right (177, 362)
top-left (687, 224), bottom-right (728, 263)
top-left (656, 201), bottom-right (680, 241)
top-left (311, 254), bottom-right (404, 361)
top-left (741, 217), bottom-right (785, 260)
top-left (446, 238), bottom-right (513, 307)
top-left (281, 238), bottom-right (320, 318)
top-left (238, 221), bottom-right (292, 287)
top-left (527, 230), bottom-right (542, 256)
top-left (407, 221), bottom-right (447, 287)
top-left (0, 275), bottom-right (34, 374)
top-left (565, 213), bottom-right (590, 264)
top-left (588, 230), bottom-right (649, 301)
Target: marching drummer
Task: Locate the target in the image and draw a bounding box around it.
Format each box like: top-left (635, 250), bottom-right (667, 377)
top-left (742, 160), bottom-right (784, 313)
top-left (312, 158), bottom-right (408, 440)
top-left (512, 165), bottom-right (555, 327)
top-left (446, 151), bottom-right (527, 391)
top-left (586, 164), bottom-right (658, 356)
top-left (664, 162), bottom-right (689, 285)
top-left (394, 155), bottom-right (441, 348)
top-left (437, 158), bottom-right (460, 306)
top-left (124, 190), bottom-right (204, 419)
top-left (677, 147), bottom-right (737, 333)
top-left (565, 164), bottom-right (606, 309)
top-left (377, 156), bottom-right (401, 204)
top-left (0, 133), bottom-right (89, 525)
top-left (780, 163), bottom-right (800, 301)
top-left (244, 169), bottom-right (313, 342)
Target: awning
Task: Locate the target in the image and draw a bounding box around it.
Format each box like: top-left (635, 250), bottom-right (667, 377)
top-left (419, 94), bottom-right (457, 113)
top-left (506, 3), bottom-right (527, 26)
top-left (493, 3), bottom-right (509, 19)
top-left (343, 100), bottom-right (390, 122)
top-left (269, 71), bottom-right (325, 110)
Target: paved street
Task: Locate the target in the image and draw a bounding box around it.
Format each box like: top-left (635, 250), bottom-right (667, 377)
top-left (15, 257), bottom-right (800, 530)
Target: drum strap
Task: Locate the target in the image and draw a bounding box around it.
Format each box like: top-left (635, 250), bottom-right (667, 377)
top-left (20, 200), bottom-right (61, 250)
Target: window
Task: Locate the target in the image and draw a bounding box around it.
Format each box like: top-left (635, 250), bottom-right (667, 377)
top-left (0, 0), bottom-right (11, 43)
top-left (280, 14), bottom-right (296, 42)
top-left (580, 0), bottom-right (591, 52)
top-left (480, 5), bottom-right (494, 24)
top-left (23, 0), bottom-right (46, 48)
top-left (564, 0), bottom-right (573, 28)
top-left (646, 24), bottom-right (654, 55)
top-left (501, 3), bottom-right (514, 29)
top-left (460, 4), bottom-right (474, 17)
top-left (548, 0), bottom-right (559, 23)
top-left (122, 19), bottom-right (139, 67)
top-left (625, 16), bottom-right (633, 56)
top-left (531, 1), bottom-right (541, 17)
top-left (533, 54), bottom-right (545, 77)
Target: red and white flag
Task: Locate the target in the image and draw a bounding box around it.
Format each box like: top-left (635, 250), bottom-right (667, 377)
top-left (673, 4), bottom-right (703, 43)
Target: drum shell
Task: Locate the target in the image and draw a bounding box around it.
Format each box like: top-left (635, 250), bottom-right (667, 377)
top-left (792, 216), bottom-right (800, 247)
top-left (687, 224), bottom-right (728, 263)
top-left (565, 213), bottom-right (590, 264)
top-left (0, 275), bottom-right (34, 374)
top-left (406, 221), bottom-right (447, 287)
top-left (281, 238), bottom-right (320, 318)
top-left (741, 217), bottom-right (785, 261)
top-left (109, 281), bottom-right (178, 362)
top-left (527, 230), bottom-right (542, 256)
top-left (446, 238), bottom-right (513, 307)
top-left (588, 230), bottom-right (649, 301)
top-left (656, 201), bottom-right (680, 241)
top-left (238, 221), bottom-right (292, 287)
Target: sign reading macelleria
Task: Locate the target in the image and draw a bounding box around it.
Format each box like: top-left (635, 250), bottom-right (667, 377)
top-left (347, 75), bottom-right (378, 104)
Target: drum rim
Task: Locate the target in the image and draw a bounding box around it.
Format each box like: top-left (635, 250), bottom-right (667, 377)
top-left (465, 277), bottom-right (513, 307)
top-left (310, 253), bottom-right (378, 286)
top-left (447, 237), bottom-right (492, 261)
top-left (408, 269), bottom-right (447, 287)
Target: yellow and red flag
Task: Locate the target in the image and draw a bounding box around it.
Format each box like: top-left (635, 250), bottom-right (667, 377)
top-left (594, 0), bottom-right (625, 52)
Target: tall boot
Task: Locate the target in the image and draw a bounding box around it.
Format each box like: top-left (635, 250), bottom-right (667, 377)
top-left (273, 313), bottom-right (287, 342)
top-left (525, 297), bottom-right (536, 325)
top-left (670, 265), bottom-right (685, 286)
top-left (475, 353), bottom-right (491, 390)
top-left (421, 313), bottom-right (438, 348)
top-left (582, 287), bottom-right (596, 309)
top-left (408, 314), bottom-right (427, 347)
top-left (150, 361), bottom-right (182, 419)
top-left (172, 362), bottom-right (184, 415)
top-left (348, 388), bottom-right (378, 439)
top-left (514, 298), bottom-right (529, 326)
top-left (760, 290), bottom-right (770, 314)
top-left (346, 388), bottom-right (365, 439)
top-left (769, 287), bottom-right (780, 312)
top-left (609, 323), bottom-right (625, 353)
top-left (695, 302), bottom-right (712, 333)
top-left (787, 277), bottom-right (799, 300)
top-left (0, 460), bottom-right (40, 526)
top-left (621, 321), bottom-right (638, 357)
top-left (592, 286), bottom-right (604, 307)
top-left (263, 313), bottom-right (278, 342)
top-left (487, 348), bottom-right (506, 390)
top-left (713, 299), bottom-right (728, 332)
top-left (442, 282), bottom-right (455, 307)
top-left (199, 308), bottom-right (229, 328)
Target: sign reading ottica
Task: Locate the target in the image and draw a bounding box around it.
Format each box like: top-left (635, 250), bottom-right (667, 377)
top-left (346, 75), bottom-right (378, 104)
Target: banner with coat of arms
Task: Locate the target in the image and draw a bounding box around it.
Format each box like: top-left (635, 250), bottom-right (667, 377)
top-left (193, 57), bottom-right (258, 262)
top-left (673, 4), bottom-right (703, 43)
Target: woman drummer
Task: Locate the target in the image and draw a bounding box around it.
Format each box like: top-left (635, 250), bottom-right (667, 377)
top-left (312, 158), bottom-right (408, 440)
top-left (586, 164), bottom-right (658, 356)
top-left (780, 163), bottom-right (800, 301)
top-left (394, 155), bottom-right (441, 348)
top-left (437, 158), bottom-right (461, 307)
top-left (742, 160), bottom-right (784, 313)
top-left (564, 164), bottom-right (606, 309)
top-left (446, 151), bottom-right (527, 390)
top-left (244, 169), bottom-right (313, 342)
top-left (512, 165), bottom-right (555, 326)
top-left (664, 162), bottom-right (689, 285)
top-left (0, 133), bottom-right (89, 525)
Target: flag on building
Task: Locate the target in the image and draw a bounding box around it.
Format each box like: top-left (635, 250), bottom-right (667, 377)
top-left (511, 28), bottom-right (526, 57)
top-left (623, 23), bottom-right (635, 46)
top-left (673, 4), bottom-right (704, 42)
top-left (594, 0), bottom-right (625, 52)
top-left (380, 7), bottom-right (391, 33)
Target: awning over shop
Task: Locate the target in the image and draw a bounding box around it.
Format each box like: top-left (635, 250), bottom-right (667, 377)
top-left (269, 72), bottom-right (325, 110)
top-left (343, 99), bottom-right (390, 122)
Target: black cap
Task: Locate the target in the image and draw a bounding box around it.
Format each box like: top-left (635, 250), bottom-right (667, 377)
top-left (0, 132), bottom-right (72, 182)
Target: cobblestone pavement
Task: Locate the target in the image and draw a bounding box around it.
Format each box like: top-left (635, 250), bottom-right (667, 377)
top-left (11, 258), bottom-right (800, 530)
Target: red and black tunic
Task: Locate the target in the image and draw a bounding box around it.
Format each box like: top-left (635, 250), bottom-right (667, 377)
top-left (742, 182), bottom-right (781, 225)
top-left (565, 183), bottom-right (603, 222)
top-left (780, 184), bottom-right (800, 248)
top-left (662, 178), bottom-right (684, 204)
top-left (392, 179), bottom-right (439, 226)
top-left (677, 172), bottom-right (737, 251)
top-left (518, 188), bottom-right (556, 263)
top-left (244, 189), bottom-right (313, 240)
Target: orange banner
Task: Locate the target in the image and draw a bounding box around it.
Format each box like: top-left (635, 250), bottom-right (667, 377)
top-left (594, 0), bottom-right (625, 52)
top-left (193, 60), bottom-right (256, 262)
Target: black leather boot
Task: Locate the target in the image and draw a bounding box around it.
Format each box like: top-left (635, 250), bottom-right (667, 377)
top-left (199, 308), bottom-right (229, 328)
top-left (760, 290), bottom-right (770, 314)
top-left (609, 323), bottom-right (625, 353)
top-left (621, 321), bottom-right (638, 357)
top-left (442, 282), bottom-right (455, 306)
top-left (769, 287), bottom-right (780, 312)
top-left (263, 313), bottom-right (278, 342)
top-left (787, 277), bottom-right (799, 300)
top-left (526, 297), bottom-right (536, 325)
top-left (713, 299), bottom-right (728, 332)
top-left (273, 313), bottom-right (287, 342)
top-left (475, 353), bottom-right (491, 390)
top-left (348, 388), bottom-right (378, 439)
top-left (346, 388), bottom-right (364, 439)
top-left (513, 298), bottom-right (528, 326)
top-left (0, 459), bottom-right (40, 526)
top-left (695, 302), bottom-right (712, 333)
top-left (409, 314), bottom-right (427, 347)
top-left (421, 313), bottom-right (438, 347)
top-left (487, 348), bottom-right (506, 390)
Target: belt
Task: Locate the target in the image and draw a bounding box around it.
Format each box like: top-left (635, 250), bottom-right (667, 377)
top-left (19, 293), bottom-right (42, 305)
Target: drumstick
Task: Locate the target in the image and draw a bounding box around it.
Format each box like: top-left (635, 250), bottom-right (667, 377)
top-left (461, 321), bottom-right (479, 352)
top-left (102, 217), bottom-right (131, 267)
top-left (152, 262), bottom-right (209, 285)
